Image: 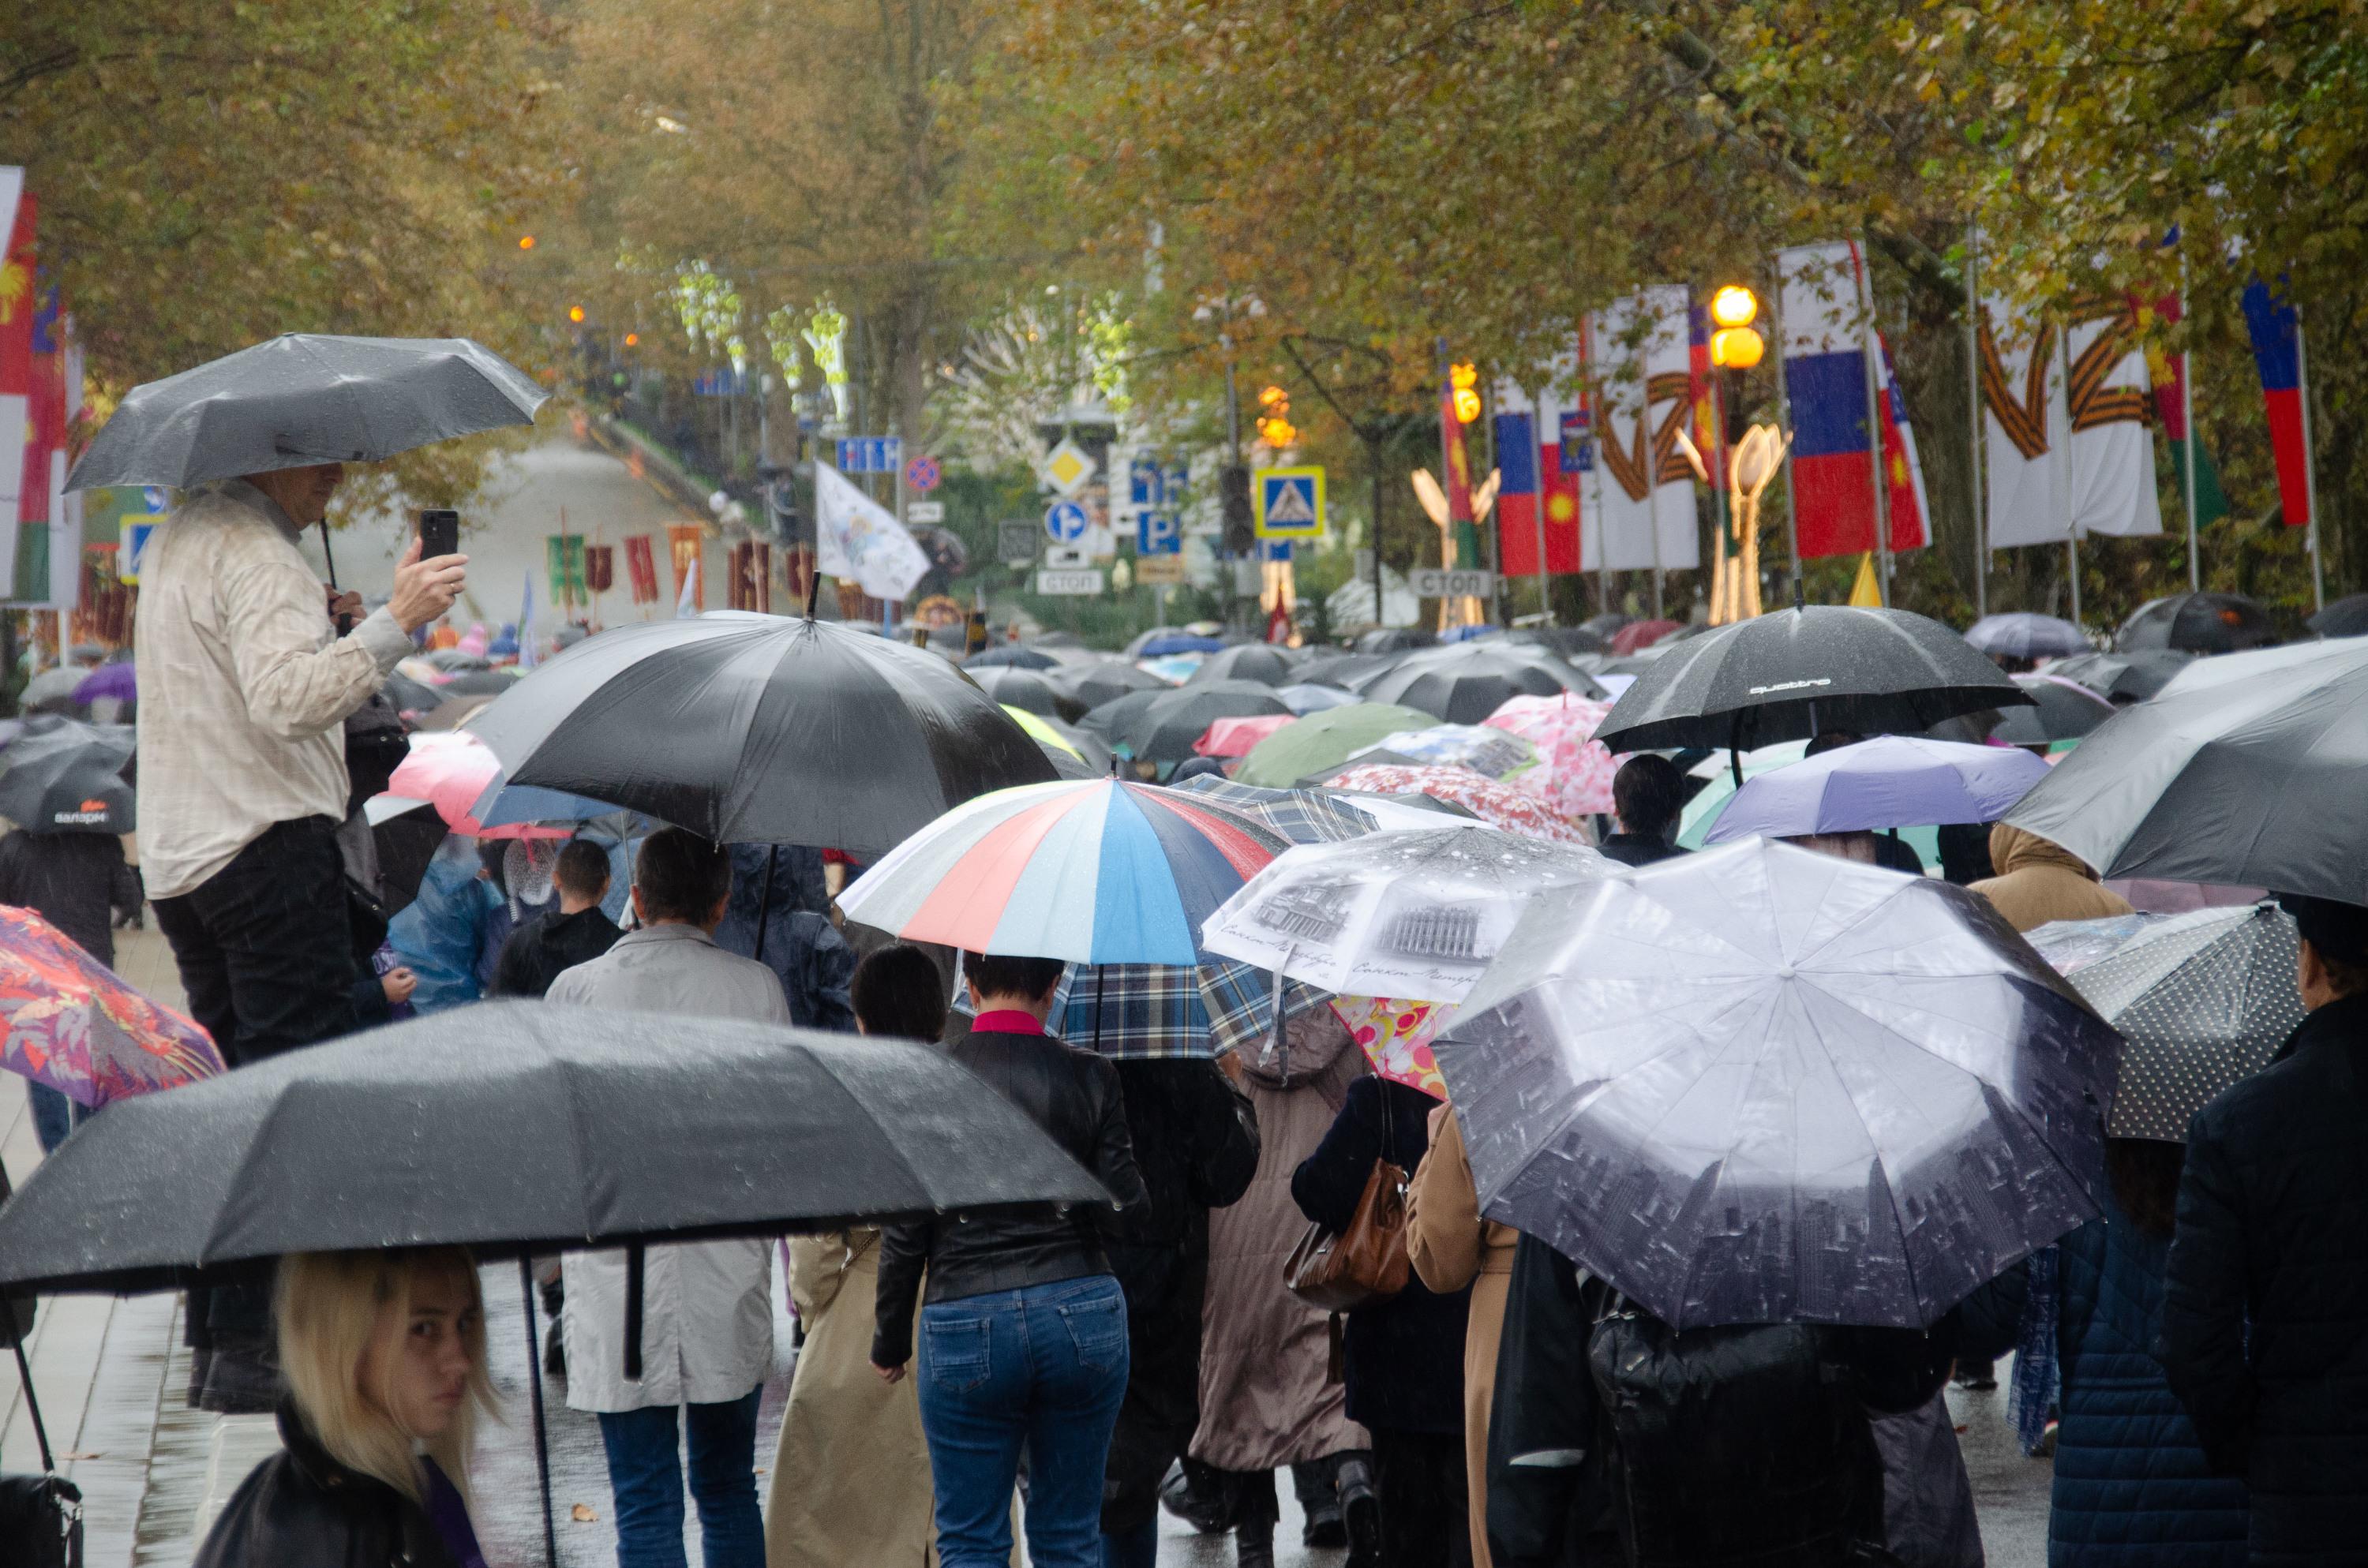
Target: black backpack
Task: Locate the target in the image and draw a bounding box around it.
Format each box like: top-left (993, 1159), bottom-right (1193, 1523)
top-left (1587, 1293), bottom-right (1885, 1568)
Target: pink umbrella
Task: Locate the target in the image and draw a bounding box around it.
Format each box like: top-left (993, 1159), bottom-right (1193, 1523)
top-left (1325, 763), bottom-right (1591, 844)
top-left (1484, 692), bottom-right (1625, 817)
top-left (1, 907), bottom-right (223, 1108)
top-left (1609, 618), bottom-right (1683, 655)
top-left (1195, 713), bottom-right (1296, 759)
top-left (385, 732), bottom-right (571, 840)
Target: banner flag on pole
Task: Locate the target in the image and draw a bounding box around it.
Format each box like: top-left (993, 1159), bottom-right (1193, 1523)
top-left (815, 461), bottom-right (931, 601)
top-left (1778, 241), bottom-right (1929, 559)
top-left (0, 181), bottom-right (35, 601)
top-left (2240, 278), bottom-right (2312, 530)
top-left (1582, 287), bottom-right (1698, 572)
top-left (1685, 304), bottom-right (1729, 490)
top-left (1491, 361), bottom-right (1583, 577)
top-left (1980, 290), bottom-right (2161, 549)
top-left (2141, 293), bottom-right (2230, 526)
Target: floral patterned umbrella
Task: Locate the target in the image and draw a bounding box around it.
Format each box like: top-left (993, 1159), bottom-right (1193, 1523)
top-left (1334, 994), bottom-right (1455, 1098)
top-left (1325, 763), bottom-right (1591, 844)
top-left (2, 907), bottom-right (223, 1107)
top-left (1483, 693), bottom-right (1624, 818)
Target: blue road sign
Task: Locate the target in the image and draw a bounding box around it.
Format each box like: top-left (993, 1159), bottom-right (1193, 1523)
top-left (1137, 511), bottom-right (1182, 556)
top-left (1128, 456), bottom-right (1167, 510)
top-left (1045, 500), bottom-right (1090, 544)
top-left (836, 436), bottom-right (905, 473)
top-left (1559, 410), bottom-right (1594, 474)
top-left (1261, 540), bottom-right (1293, 563)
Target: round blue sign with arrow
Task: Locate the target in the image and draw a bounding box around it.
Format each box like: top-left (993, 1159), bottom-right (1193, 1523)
top-left (1044, 500), bottom-right (1090, 544)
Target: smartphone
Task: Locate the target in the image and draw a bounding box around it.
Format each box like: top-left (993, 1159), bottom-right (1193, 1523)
top-left (418, 508), bottom-right (460, 560)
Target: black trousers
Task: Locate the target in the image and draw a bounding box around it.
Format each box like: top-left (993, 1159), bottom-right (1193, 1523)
top-left (1375, 1428), bottom-right (1470, 1568)
top-left (152, 817), bottom-right (358, 1068)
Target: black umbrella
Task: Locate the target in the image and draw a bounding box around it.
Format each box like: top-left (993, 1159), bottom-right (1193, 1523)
top-left (1187, 644), bottom-right (1294, 687)
top-left (2004, 638), bottom-right (2368, 905)
top-left (1988, 673), bottom-right (2116, 745)
top-left (0, 717), bottom-right (136, 833)
top-left (2115, 593), bottom-right (2280, 655)
top-left (1032, 713), bottom-right (1115, 776)
top-left (438, 670), bottom-right (517, 697)
top-left (966, 644), bottom-right (1060, 671)
top-left (468, 612), bottom-right (1055, 856)
top-left (1502, 625), bottom-right (1606, 660)
top-left (1114, 681), bottom-right (1291, 764)
top-left (2068, 903), bottom-right (2305, 1143)
top-left (1359, 644), bottom-right (1605, 724)
top-left (968, 664), bottom-right (1084, 721)
top-left (1577, 612), bottom-right (1633, 640)
top-left (1354, 627), bottom-right (1437, 654)
top-left (1965, 612), bottom-right (2093, 661)
top-left (2045, 648), bottom-right (2194, 703)
top-left (2306, 593), bottom-right (2368, 639)
top-left (1593, 606), bottom-right (2031, 757)
top-left (1076, 687), bottom-right (1167, 739)
top-left (1051, 660), bottom-right (1169, 712)
top-left (1292, 650), bottom-right (1395, 690)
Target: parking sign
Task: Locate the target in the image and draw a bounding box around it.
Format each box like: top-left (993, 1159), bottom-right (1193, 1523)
top-left (1136, 511), bottom-right (1181, 556)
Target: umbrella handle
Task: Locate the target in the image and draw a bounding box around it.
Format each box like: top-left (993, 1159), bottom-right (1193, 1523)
top-left (519, 1258), bottom-right (559, 1568)
top-left (9, 1323), bottom-right (55, 1472)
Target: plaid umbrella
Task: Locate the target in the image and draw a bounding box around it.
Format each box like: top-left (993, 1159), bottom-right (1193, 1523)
top-left (1167, 775), bottom-right (1378, 844)
top-left (2, 907), bottom-right (224, 1107)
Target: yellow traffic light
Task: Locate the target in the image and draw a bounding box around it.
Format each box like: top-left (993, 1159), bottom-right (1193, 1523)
top-left (1710, 326), bottom-right (1765, 369)
top-left (1710, 284), bottom-right (1759, 328)
top-left (1452, 387), bottom-right (1482, 423)
top-left (1448, 361), bottom-right (1478, 391)
top-left (1256, 386), bottom-right (1295, 447)
top-left (1259, 384), bottom-right (1287, 408)
top-left (518, 234), bottom-right (537, 250)
top-left (624, 331), bottom-right (640, 347)
top-left (568, 305), bottom-right (586, 324)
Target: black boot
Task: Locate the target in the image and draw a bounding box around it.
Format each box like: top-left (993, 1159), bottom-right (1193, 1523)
top-left (1338, 1454), bottom-right (1381, 1568)
top-left (1235, 1525), bottom-right (1276, 1568)
top-left (1294, 1456), bottom-right (1347, 1547)
top-left (1160, 1459), bottom-right (1236, 1536)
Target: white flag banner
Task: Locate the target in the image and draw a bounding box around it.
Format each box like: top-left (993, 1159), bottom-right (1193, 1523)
top-left (1584, 286), bottom-right (1698, 572)
top-left (815, 462), bottom-right (931, 602)
top-left (1982, 295), bottom-right (2160, 548)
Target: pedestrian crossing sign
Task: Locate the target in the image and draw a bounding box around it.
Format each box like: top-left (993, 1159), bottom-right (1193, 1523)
top-left (1253, 466), bottom-right (1325, 541)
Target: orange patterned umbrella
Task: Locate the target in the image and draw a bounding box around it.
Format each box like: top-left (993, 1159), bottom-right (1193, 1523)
top-left (1, 907), bottom-right (223, 1107)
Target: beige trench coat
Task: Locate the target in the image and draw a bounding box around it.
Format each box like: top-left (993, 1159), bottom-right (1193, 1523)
top-left (766, 1229), bottom-right (935, 1568)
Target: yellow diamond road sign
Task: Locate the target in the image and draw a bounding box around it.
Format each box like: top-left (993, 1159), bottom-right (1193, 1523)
top-left (1041, 438), bottom-right (1096, 496)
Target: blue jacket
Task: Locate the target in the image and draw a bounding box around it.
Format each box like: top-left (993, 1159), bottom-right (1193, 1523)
top-left (1973, 1203), bottom-right (2250, 1567)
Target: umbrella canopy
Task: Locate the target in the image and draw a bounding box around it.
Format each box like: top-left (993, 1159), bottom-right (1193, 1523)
top-left (1356, 627), bottom-right (1438, 654)
top-left (1005, 707), bottom-right (1115, 778)
top-left (384, 672), bottom-right (448, 720)
top-left (2003, 639), bottom-right (2368, 904)
top-left (66, 335), bottom-right (546, 492)
top-left (416, 693), bottom-right (496, 732)
top-left (425, 648), bottom-right (493, 672)
top-left (1703, 736), bottom-right (2051, 844)
top-left (21, 668), bottom-right (85, 709)
top-left (1609, 619), bottom-right (1683, 656)
top-left (1325, 763), bottom-right (1589, 843)
top-left (389, 732), bottom-right (572, 840)
top-left (468, 612), bottom-right (1055, 856)
top-left (1051, 660), bottom-right (1171, 712)
top-left (2306, 593), bottom-right (2368, 639)
top-left (1275, 682), bottom-right (1360, 716)
top-left (1189, 644), bottom-right (1295, 686)
top-left (837, 779), bottom-right (1288, 966)
top-left (968, 664), bottom-right (1083, 720)
top-left (1293, 651), bottom-right (1396, 689)
top-left (1965, 612), bottom-right (2092, 661)
top-left (1233, 702), bottom-right (1441, 788)
top-left (71, 662), bottom-right (137, 705)
top-left (437, 669), bottom-right (518, 697)
top-left (1201, 827), bottom-right (1611, 1001)
top-left (1504, 626), bottom-right (1607, 661)
top-left (1077, 687), bottom-right (1167, 739)
top-left (1196, 713), bottom-right (1296, 759)
top-left (0, 716), bottom-right (135, 833)
top-left (2, 907), bottom-right (223, 1110)
top-left (966, 645), bottom-right (1062, 672)
top-left (1166, 774), bottom-right (1381, 844)
top-left (1436, 838), bottom-right (2122, 1329)
top-left (1361, 644), bottom-right (1605, 724)
top-left (1351, 724), bottom-right (1542, 782)
top-left (1439, 623), bottom-right (1502, 643)
top-left (1594, 605), bottom-right (2032, 754)
top-left (2153, 637), bottom-right (2363, 701)
top-left (2069, 903), bottom-right (2305, 1142)
top-left (2045, 648), bottom-right (2194, 703)
top-left (2116, 593), bottom-right (2280, 655)
top-left (1483, 694), bottom-right (1623, 818)
top-left (1578, 612), bottom-right (1633, 641)
top-left (1112, 681), bottom-right (1292, 765)
top-left (1141, 634), bottom-right (1226, 657)
top-left (1988, 674), bottom-right (2115, 746)
top-left (2024, 913), bottom-right (2162, 977)
top-left (1124, 625), bottom-right (1193, 657)
top-left (0, 1005), bottom-right (1109, 1295)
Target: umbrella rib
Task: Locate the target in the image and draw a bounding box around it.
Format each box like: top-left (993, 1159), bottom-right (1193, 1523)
top-left (1792, 987), bottom-right (1928, 1317)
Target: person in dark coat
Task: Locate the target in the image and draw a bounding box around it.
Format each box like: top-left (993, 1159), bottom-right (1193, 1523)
top-left (1294, 1076), bottom-right (1471, 1568)
top-left (491, 839), bottom-right (623, 998)
top-left (2160, 893), bottom-right (2368, 1567)
top-left (0, 825), bottom-right (144, 1150)
top-left (1596, 755), bottom-right (1689, 869)
top-left (713, 843), bottom-right (856, 1031)
top-left (1960, 1140), bottom-right (2250, 1568)
top-left (1100, 1053), bottom-right (1262, 1568)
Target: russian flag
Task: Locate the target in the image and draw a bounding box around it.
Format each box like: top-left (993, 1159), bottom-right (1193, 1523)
top-left (1493, 376), bottom-right (1582, 576)
top-left (1779, 241), bottom-right (1928, 559)
top-left (2241, 279), bottom-right (2311, 530)
top-left (1874, 334), bottom-right (1928, 551)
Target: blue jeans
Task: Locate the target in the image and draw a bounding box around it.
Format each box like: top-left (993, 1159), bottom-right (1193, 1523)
top-left (917, 1275), bottom-right (1130, 1568)
top-left (28, 1082), bottom-right (84, 1154)
top-left (594, 1387), bottom-right (765, 1568)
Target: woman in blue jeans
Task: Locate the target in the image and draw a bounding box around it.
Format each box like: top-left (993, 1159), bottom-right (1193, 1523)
top-left (873, 950), bottom-right (1150, 1568)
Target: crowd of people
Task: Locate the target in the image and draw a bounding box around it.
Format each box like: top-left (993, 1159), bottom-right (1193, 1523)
top-left (5, 455), bottom-right (2362, 1568)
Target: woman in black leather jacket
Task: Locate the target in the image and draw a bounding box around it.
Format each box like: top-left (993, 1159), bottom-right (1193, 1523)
top-left (872, 949), bottom-right (1149, 1568)
top-left (194, 1248), bottom-right (495, 1568)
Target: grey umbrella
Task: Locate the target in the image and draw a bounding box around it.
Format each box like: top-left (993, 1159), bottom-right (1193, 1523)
top-left (66, 334), bottom-right (545, 492)
top-left (2004, 638), bottom-right (2368, 905)
top-left (1112, 680), bottom-right (1291, 764)
top-left (1358, 643), bottom-right (1605, 723)
top-left (1052, 659), bottom-right (1169, 712)
top-left (968, 663), bottom-right (1084, 721)
top-left (0, 716), bottom-right (136, 833)
top-left (1188, 644), bottom-right (1295, 687)
top-left (2067, 903), bottom-right (2305, 1142)
top-left (2115, 592), bottom-right (2280, 655)
top-left (1435, 837), bottom-right (2121, 1328)
top-left (2044, 648), bottom-right (2194, 703)
top-left (1988, 673), bottom-right (2115, 745)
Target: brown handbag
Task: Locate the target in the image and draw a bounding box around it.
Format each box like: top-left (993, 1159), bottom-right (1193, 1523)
top-left (1283, 1133), bottom-right (1413, 1313)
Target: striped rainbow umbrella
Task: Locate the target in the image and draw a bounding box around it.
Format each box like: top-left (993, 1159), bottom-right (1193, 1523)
top-left (837, 780), bottom-right (1290, 965)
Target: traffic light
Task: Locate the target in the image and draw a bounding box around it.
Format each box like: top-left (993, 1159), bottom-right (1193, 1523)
top-left (1708, 285), bottom-right (1764, 368)
top-left (1255, 384), bottom-right (1297, 448)
top-left (1449, 362), bottom-right (1482, 424)
top-left (1220, 464), bottom-right (1254, 555)
top-left (624, 331), bottom-right (639, 347)
top-left (568, 305), bottom-right (586, 324)
top-left (518, 234), bottom-right (536, 250)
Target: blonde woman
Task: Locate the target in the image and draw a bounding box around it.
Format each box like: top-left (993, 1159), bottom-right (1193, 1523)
top-left (194, 1248), bottom-right (496, 1568)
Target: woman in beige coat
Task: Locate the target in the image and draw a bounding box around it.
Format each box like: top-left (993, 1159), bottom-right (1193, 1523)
top-left (1406, 1102), bottom-right (1519, 1568)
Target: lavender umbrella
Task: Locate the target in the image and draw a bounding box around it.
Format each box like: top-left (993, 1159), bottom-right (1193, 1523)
top-left (71, 662), bottom-right (137, 705)
top-left (1703, 735), bottom-right (2052, 844)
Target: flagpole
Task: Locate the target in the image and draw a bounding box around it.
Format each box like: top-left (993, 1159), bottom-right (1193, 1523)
top-left (2179, 256), bottom-right (2202, 593)
top-left (1643, 294), bottom-right (1665, 621)
top-left (1853, 242), bottom-right (1893, 607)
top-left (1530, 380), bottom-right (1550, 624)
top-left (2059, 321), bottom-right (2081, 628)
top-left (2296, 320), bottom-right (2325, 612)
top-left (1583, 319), bottom-right (1610, 617)
top-left (1770, 267), bottom-right (1803, 601)
top-left (1965, 222), bottom-right (1988, 619)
